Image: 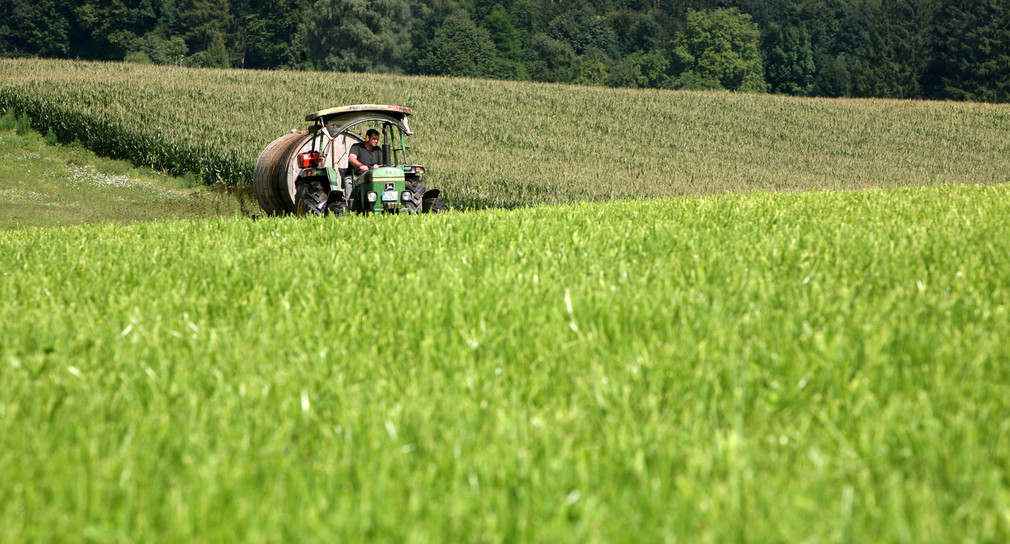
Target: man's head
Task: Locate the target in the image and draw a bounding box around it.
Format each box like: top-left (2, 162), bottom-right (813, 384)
top-left (365, 129), bottom-right (380, 147)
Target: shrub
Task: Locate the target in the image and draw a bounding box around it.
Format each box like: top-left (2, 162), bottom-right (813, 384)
top-left (14, 113), bottom-right (31, 135)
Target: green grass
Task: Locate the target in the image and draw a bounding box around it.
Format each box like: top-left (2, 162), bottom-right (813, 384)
top-left (2, 58), bottom-right (1009, 209)
top-left (0, 127), bottom-right (257, 229)
top-left (2, 184), bottom-right (1008, 542)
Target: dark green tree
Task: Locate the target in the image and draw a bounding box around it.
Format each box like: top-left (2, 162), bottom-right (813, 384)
top-left (479, 4), bottom-right (527, 78)
top-left (0, 0), bottom-right (71, 57)
top-left (405, 0), bottom-right (460, 70)
top-left (179, 0), bottom-right (232, 66)
top-left (609, 50), bottom-right (670, 88)
top-left (482, 4), bottom-right (522, 63)
top-left (574, 55), bottom-right (609, 86)
top-left (119, 0), bottom-right (187, 64)
top-left (812, 52), bottom-right (850, 97)
top-left (608, 9), bottom-right (664, 56)
top-left (849, 0), bottom-right (940, 99)
top-left (669, 70), bottom-right (725, 91)
top-left (927, 0), bottom-right (1010, 102)
top-left (414, 10), bottom-right (501, 78)
top-left (523, 32), bottom-right (576, 83)
top-left (788, 0), bottom-right (847, 55)
top-left (231, 0), bottom-right (311, 69)
top-left (129, 29), bottom-right (189, 64)
top-left (307, 0), bottom-right (411, 73)
top-left (672, 8), bottom-right (768, 92)
top-left (72, 0), bottom-right (160, 60)
top-left (507, 0), bottom-right (554, 37)
top-left (765, 23), bottom-right (815, 95)
top-left (547, 5), bottom-right (617, 57)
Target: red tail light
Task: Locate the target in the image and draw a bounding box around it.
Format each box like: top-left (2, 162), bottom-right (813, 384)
top-left (298, 152), bottom-right (320, 168)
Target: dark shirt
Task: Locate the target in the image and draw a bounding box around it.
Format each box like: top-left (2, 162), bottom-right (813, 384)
top-left (349, 143), bottom-right (383, 171)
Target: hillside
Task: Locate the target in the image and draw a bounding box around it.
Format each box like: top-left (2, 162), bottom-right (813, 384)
top-left (2, 58), bottom-right (1008, 210)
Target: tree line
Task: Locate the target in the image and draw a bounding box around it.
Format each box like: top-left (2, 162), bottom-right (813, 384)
top-left (2, 0), bottom-right (1007, 103)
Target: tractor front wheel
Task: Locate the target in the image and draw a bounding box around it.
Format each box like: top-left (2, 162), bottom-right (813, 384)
top-left (423, 196), bottom-right (446, 213)
top-left (327, 197), bottom-right (347, 216)
top-left (404, 180), bottom-right (424, 214)
top-left (297, 178), bottom-right (329, 216)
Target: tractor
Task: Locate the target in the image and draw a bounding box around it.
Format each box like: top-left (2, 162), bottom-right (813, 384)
top-left (253, 104), bottom-right (444, 216)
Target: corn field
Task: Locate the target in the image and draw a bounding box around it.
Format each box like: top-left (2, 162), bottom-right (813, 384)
top-left (1, 58), bottom-right (1009, 209)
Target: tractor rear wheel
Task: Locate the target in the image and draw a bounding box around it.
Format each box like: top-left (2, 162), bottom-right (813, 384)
top-left (297, 178), bottom-right (329, 216)
top-left (423, 196), bottom-right (447, 213)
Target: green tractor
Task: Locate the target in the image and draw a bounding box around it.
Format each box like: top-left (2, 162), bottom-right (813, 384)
top-left (253, 104), bottom-right (444, 216)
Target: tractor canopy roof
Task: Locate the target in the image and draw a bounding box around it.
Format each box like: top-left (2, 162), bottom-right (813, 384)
top-left (306, 104), bottom-right (413, 136)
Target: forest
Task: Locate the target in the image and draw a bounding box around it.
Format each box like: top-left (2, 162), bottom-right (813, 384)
top-left (1, 0), bottom-right (1008, 103)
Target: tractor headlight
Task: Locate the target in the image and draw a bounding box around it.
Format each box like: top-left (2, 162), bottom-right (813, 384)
top-left (401, 191), bottom-right (412, 202)
top-left (367, 191), bottom-right (378, 203)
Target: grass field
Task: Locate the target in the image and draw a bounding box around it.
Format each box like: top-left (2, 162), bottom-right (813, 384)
top-left (2, 182), bottom-right (1009, 542)
top-left (2, 58), bottom-right (1009, 209)
top-left (0, 122), bottom-right (254, 229)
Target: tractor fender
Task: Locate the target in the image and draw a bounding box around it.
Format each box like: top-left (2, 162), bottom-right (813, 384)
top-left (296, 174), bottom-right (332, 193)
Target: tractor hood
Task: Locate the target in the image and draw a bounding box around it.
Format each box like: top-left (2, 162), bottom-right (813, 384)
top-left (306, 104), bottom-right (413, 136)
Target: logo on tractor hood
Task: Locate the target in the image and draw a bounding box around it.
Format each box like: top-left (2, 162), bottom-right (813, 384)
top-left (385, 182), bottom-right (395, 192)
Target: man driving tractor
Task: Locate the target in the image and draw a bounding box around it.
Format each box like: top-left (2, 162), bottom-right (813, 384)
top-left (348, 128), bottom-right (383, 173)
